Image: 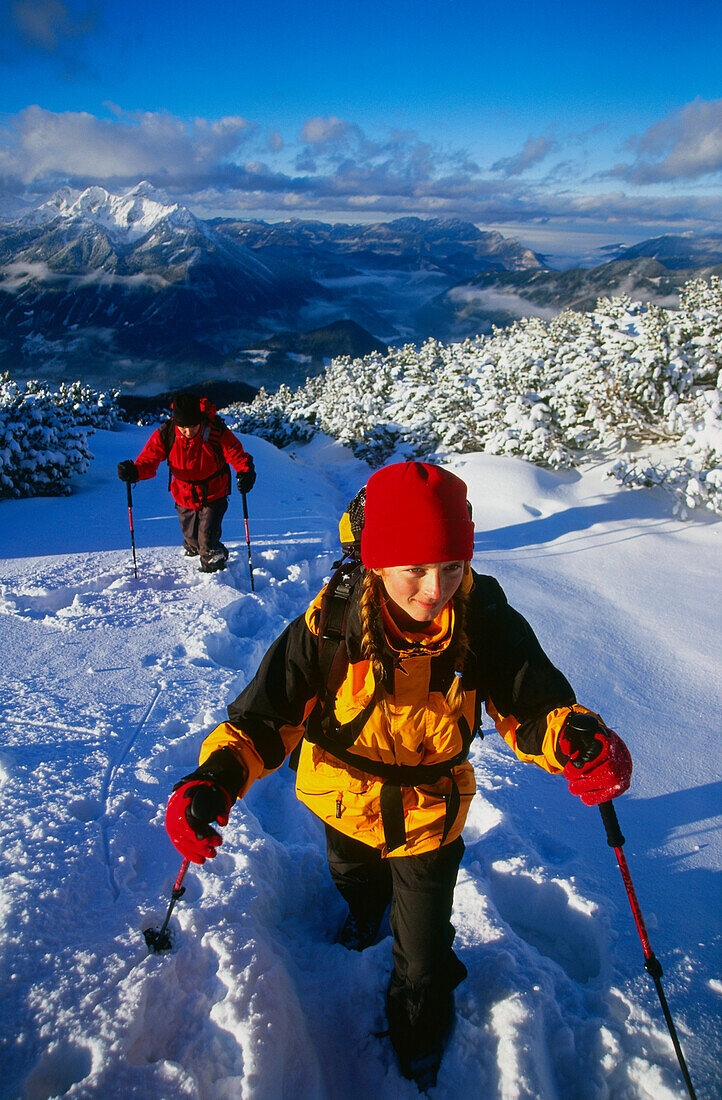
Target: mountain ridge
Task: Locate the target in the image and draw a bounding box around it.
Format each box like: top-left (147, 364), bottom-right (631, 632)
top-left (1, 183), bottom-right (719, 391)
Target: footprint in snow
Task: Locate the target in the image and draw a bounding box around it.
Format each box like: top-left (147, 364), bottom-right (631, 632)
top-left (23, 1041), bottom-right (93, 1100)
top-left (486, 861), bottom-right (603, 983)
top-left (68, 797), bottom-right (103, 823)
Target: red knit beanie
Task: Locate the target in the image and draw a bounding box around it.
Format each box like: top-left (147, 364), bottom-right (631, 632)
top-left (361, 462), bottom-right (474, 568)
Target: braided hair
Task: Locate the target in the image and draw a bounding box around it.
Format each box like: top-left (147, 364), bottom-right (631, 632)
top-left (359, 567), bottom-right (470, 718)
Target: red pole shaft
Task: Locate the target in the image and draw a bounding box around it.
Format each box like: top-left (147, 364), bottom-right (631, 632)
top-left (173, 858), bottom-right (190, 894)
top-left (611, 845), bottom-right (655, 959)
top-left (242, 491), bottom-right (255, 591)
top-left (598, 802), bottom-right (697, 1100)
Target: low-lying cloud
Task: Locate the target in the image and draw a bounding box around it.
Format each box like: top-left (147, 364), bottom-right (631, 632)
top-left (449, 286), bottom-right (558, 321)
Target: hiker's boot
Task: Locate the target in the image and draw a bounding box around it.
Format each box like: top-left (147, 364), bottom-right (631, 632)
top-left (199, 551), bottom-right (226, 573)
top-left (387, 982), bottom-right (454, 1091)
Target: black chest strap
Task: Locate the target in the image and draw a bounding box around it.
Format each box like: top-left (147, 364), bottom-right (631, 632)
top-left (307, 712), bottom-right (474, 853)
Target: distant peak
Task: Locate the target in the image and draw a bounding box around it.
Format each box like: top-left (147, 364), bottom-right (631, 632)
top-left (27, 182), bottom-right (199, 242)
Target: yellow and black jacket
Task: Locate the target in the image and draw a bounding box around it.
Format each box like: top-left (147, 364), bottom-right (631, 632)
top-left (199, 568), bottom-right (587, 857)
top-left (197, 567), bottom-right (594, 858)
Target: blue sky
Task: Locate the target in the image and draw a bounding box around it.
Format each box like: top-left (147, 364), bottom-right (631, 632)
top-left (0, 0), bottom-right (720, 257)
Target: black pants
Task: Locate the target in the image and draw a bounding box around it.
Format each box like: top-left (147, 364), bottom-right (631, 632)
top-left (176, 498), bottom-right (227, 565)
top-left (325, 825), bottom-right (467, 1055)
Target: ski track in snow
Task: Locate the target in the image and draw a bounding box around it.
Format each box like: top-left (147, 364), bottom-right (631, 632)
top-left (0, 427), bottom-right (719, 1100)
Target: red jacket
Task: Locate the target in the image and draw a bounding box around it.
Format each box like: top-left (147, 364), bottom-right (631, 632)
top-left (134, 418), bottom-right (253, 510)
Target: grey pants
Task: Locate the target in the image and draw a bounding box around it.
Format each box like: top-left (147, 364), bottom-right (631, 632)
top-left (176, 497), bottom-right (228, 565)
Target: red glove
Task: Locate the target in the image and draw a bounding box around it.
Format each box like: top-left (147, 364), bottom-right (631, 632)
top-left (165, 780), bottom-right (232, 864)
top-left (558, 712), bottom-right (632, 806)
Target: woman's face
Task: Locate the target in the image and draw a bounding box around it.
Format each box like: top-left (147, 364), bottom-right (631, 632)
top-left (376, 561), bottom-right (465, 628)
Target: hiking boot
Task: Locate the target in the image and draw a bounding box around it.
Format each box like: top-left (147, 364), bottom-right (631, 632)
top-left (387, 984), bottom-right (454, 1091)
top-left (400, 1041), bottom-right (445, 1092)
top-left (199, 557), bottom-right (226, 573)
top-left (200, 545), bottom-right (229, 573)
top-left (184, 544), bottom-right (200, 557)
top-left (338, 912), bottom-right (381, 952)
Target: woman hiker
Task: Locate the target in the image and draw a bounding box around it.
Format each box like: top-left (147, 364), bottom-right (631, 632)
top-left (164, 461), bottom-right (632, 1087)
top-left (117, 392), bottom-right (256, 573)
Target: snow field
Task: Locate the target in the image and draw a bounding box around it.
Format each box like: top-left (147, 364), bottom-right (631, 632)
top-left (0, 425), bottom-right (719, 1099)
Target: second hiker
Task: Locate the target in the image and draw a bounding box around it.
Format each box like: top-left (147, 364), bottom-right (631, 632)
top-left (117, 392), bottom-right (255, 573)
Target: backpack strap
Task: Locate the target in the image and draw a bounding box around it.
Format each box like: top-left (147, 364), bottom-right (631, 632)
top-left (306, 716), bottom-right (474, 852)
top-left (158, 415), bottom-right (230, 504)
top-left (317, 558), bottom-right (364, 693)
top-left (158, 420), bottom-right (175, 492)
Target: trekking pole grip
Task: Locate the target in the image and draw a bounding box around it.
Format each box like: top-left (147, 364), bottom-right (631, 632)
top-left (599, 799), bottom-right (625, 848)
top-left (126, 479), bottom-right (133, 510)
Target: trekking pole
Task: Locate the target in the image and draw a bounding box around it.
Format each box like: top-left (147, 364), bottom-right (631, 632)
top-left (241, 490), bottom-right (255, 592)
top-left (125, 480), bottom-right (138, 580)
top-left (598, 802), bottom-right (697, 1100)
top-left (143, 858), bottom-right (190, 954)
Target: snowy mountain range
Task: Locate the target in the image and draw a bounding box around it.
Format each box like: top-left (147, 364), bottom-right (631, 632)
top-left (1, 182), bottom-right (720, 394)
top-left (0, 183), bottom-right (321, 392)
top-left (606, 231), bottom-right (722, 269)
top-left (0, 185), bottom-right (544, 389)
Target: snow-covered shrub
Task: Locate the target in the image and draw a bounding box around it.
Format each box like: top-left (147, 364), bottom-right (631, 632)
top-left (0, 374), bottom-right (120, 499)
top-left (227, 276), bottom-right (722, 515)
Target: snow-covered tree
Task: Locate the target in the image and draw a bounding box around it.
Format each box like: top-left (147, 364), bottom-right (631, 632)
top-left (0, 375), bottom-right (120, 499)
top-left (228, 277), bottom-right (722, 515)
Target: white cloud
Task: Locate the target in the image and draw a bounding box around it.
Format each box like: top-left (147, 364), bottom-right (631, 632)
top-left (1, 107), bottom-right (721, 245)
top-left (301, 117), bottom-right (354, 146)
top-left (449, 286), bottom-right (558, 320)
top-left (609, 98), bottom-right (722, 183)
top-left (0, 106), bottom-right (253, 185)
top-left (491, 136), bottom-right (558, 178)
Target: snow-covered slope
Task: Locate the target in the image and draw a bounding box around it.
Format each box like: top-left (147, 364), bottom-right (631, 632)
top-left (0, 426), bottom-right (719, 1099)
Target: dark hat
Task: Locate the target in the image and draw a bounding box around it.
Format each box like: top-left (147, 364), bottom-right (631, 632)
top-left (172, 393), bottom-right (202, 427)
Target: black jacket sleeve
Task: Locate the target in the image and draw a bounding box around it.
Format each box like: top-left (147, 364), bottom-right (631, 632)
top-left (469, 572), bottom-right (576, 757)
top-left (226, 612), bottom-right (321, 771)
